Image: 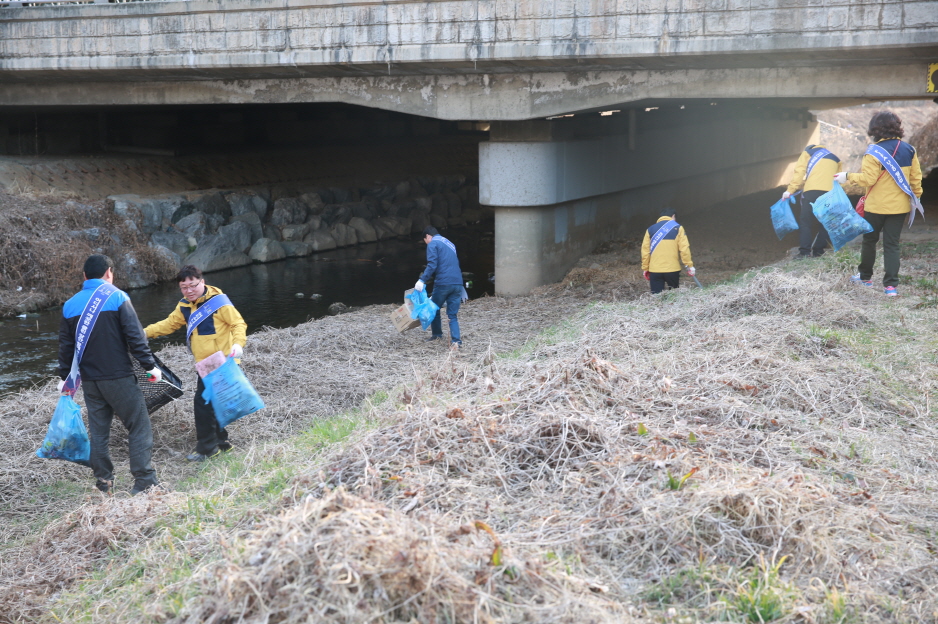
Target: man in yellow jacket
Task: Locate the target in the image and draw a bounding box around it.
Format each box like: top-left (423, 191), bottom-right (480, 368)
top-left (783, 143), bottom-right (842, 258)
top-left (836, 111), bottom-right (924, 297)
top-left (145, 265), bottom-right (247, 461)
top-left (641, 208), bottom-right (694, 294)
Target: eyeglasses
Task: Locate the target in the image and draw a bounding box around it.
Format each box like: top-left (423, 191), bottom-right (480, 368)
top-left (179, 280), bottom-right (203, 293)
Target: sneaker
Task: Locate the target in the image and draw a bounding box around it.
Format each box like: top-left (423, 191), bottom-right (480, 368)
top-left (450, 341), bottom-right (462, 350)
top-left (425, 335), bottom-right (443, 342)
top-left (850, 274), bottom-right (873, 287)
top-left (95, 479), bottom-right (113, 496)
top-left (186, 448), bottom-right (220, 462)
top-left (218, 441), bottom-right (234, 453)
top-left (884, 286), bottom-right (898, 297)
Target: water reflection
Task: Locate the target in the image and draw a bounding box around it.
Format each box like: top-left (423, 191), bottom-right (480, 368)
top-left (0, 228), bottom-right (494, 396)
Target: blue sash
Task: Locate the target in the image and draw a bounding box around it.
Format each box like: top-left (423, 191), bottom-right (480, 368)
top-left (435, 235), bottom-right (458, 257)
top-left (649, 220), bottom-right (679, 255)
top-left (186, 294), bottom-right (233, 343)
top-left (63, 283), bottom-right (119, 396)
top-left (804, 148), bottom-right (831, 180)
top-left (866, 143), bottom-right (924, 224)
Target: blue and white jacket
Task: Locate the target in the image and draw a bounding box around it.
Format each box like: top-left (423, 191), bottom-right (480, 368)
top-left (419, 235), bottom-right (463, 286)
top-left (57, 279), bottom-right (155, 381)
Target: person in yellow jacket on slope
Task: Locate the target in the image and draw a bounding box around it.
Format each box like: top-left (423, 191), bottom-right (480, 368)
top-left (144, 265), bottom-right (247, 462)
top-left (783, 143), bottom-right (843, 258)
top-left (835, 111), bottom-right (924, 297)
top-left (641, 207), bottom-right (695, 294)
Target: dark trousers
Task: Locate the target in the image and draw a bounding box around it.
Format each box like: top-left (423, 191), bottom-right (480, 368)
top-left (83, 376), bottom-right (158, 491)
top-left (194, 375), bottom-right (229, 455)
top-left (799, 190), bottom-right (831, 257)
top-left (650, 271), bottom-right (680, 294)
top-left (858, 212), bottom-right (905, 288)
top-left (430, 284), bottom-right (462, 344)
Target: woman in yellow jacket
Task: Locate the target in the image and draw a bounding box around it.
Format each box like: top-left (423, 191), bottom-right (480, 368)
top-left (783, 144), bottom-right (842, 258)
top-left (145, 265), bottom-right (247, 461)
top-left (836, 111), bottom-right (923, 296)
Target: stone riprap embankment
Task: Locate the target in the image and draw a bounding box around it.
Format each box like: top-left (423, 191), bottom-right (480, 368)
top-left (110, 177), bottom-right (486, 276)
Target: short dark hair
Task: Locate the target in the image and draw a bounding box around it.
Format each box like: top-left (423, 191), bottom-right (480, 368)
top-left (83, 254), bottom-right (113, 280)
top-left (660, 207), bottom-right (676, 218)
top-left (175, 265), bottom-right (203, 283)
top-left (423, 226), bottom-right (439, 238)
top-left (868, 111), bottom-right (904, 142)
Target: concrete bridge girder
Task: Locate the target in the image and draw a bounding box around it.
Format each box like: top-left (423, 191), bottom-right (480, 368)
top-left (0, 64), bottom-right (932, 120)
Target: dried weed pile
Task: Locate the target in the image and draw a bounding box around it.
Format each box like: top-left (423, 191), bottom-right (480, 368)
top-left (179, 265), bottom-right (937, 623)
top-left (0, 190), bottom-right (176, 316)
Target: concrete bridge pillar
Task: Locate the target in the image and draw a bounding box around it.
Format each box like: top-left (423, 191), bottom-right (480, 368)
top-left (479, 105), bottom-right (817, 295)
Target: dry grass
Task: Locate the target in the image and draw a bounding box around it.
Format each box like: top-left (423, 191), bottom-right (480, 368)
top-left (2, 252), bottom-right (938, 624)
top-left (0, 190), bottom-right (176, 316)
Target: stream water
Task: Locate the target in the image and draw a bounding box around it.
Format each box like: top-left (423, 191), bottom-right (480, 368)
top-left (0, 227), bottom-right (494, 396)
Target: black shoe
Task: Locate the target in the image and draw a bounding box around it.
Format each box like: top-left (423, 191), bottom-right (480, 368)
top-left (130, 483), bottom-right (161, 496)
top-left (95, 479), bottom-right (113, 495)
top-left (218, 441), bottom-right (234, 453)
top-left (425, 335), bottom-right (443, 342)
top-left (186, 448), bottom-right (220, 462)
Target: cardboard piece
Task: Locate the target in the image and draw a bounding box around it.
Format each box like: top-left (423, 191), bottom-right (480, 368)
top-left (390, 288), bottom-right (421, 333)
top-left (196, 350), bottom-right (228, 378)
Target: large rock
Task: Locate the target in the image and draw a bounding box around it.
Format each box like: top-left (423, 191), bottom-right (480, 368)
top-left (348, 217), bottom-right (377, 243)
top-left (281, 241), bottom-right (312, 257)
top-left (371, 219), bottom-right (396, 241)
top-left (321, 204), bottom-right (352, 227)
top-left (216, 221), bottom-right (253, 254)
top-left (269, 205), bottom-right (293, 227)
top-left (273, 198), bottom-right (307, 225)
top-left (110, 194), bottom-right (186, 235)
top-left (430, 194), bottom-right (449, 218)
top-left (263, 224), bottom-right (282, 241)
top-left (227, 191), bottom-right (268, 221)
top-left (376, 216), bottom-right (409, 237)
top-left (231, 212), bottom-right (264, 245)
top-left (349, 201), bottom-right (376, 221)
top-left (249, 238), bottom-right (286, 263)
top-left (281, 222), bottom-right (311, 242)
top-left (184, 235), bottom-right (252, 273)
top-left (148, 243), bottom-right (182, 271)
top-left (330, 223), bottom-right (358, 247)
top-left (429, 214), bottom-right (448, 229)
top-left (116, 252), bottom-right (152, 289)
top-left (300, 192), bottom-right (325, 215)
top-left (410, 211), bottom-right (430, 233)
top-left (185, 190), bottom-right (231, 220)
top-left (174, 211), bottom-right (208, 238)
top-left (413, 196), bottom-right (432, 212)
top-left (305, 215), bottom-right (322, 231)
top-left (394, 180), bottom-right (411, 202)
top-left (330, 187), bottom-right (352, 203)
top-left (149, 230), bottom-right (191, 258)
top-left (444, 192), bottom-right (462, 217)
top-left (304, 230), bottom-right (337, 252)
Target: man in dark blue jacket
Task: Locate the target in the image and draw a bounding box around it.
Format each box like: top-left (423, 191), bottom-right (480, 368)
top-left (57, 254), bottom-right (161, 496)
top-left (415, 226), bottom-right (464, 347)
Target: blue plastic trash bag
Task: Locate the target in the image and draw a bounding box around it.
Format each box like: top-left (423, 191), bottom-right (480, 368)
top-left (812, 183), bottom-right (873, 251)
top-left (770, 195), bottom-right (799, 240)
top-left (406, 289), bottom-right (440, 331)
top-left (201, 357), bottom-right (265, 429)
top-left (36, 395), bottom-right (91, 467)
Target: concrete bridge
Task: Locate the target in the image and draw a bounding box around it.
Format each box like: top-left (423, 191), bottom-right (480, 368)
top-left (1, 0), bottom-right (937, 293)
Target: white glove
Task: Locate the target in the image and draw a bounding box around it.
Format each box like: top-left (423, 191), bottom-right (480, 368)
top-left (146, 367), bottom-right (162, 383)
top-left (414, 280), bottom-right (425, 292)
top-left (834, 172), bottom-right (848, 184)
top-left (57, 379), bottom-right (66, 393)
top-left (687, 267), bottom-right (696, 277)
top-left (782, 191), bottom-right (791, 200)
top-left (229, 343), bottom-right (243, 359)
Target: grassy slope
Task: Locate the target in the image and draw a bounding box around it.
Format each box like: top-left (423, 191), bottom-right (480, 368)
top-left (3, 247), bottom-right (938, 624)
